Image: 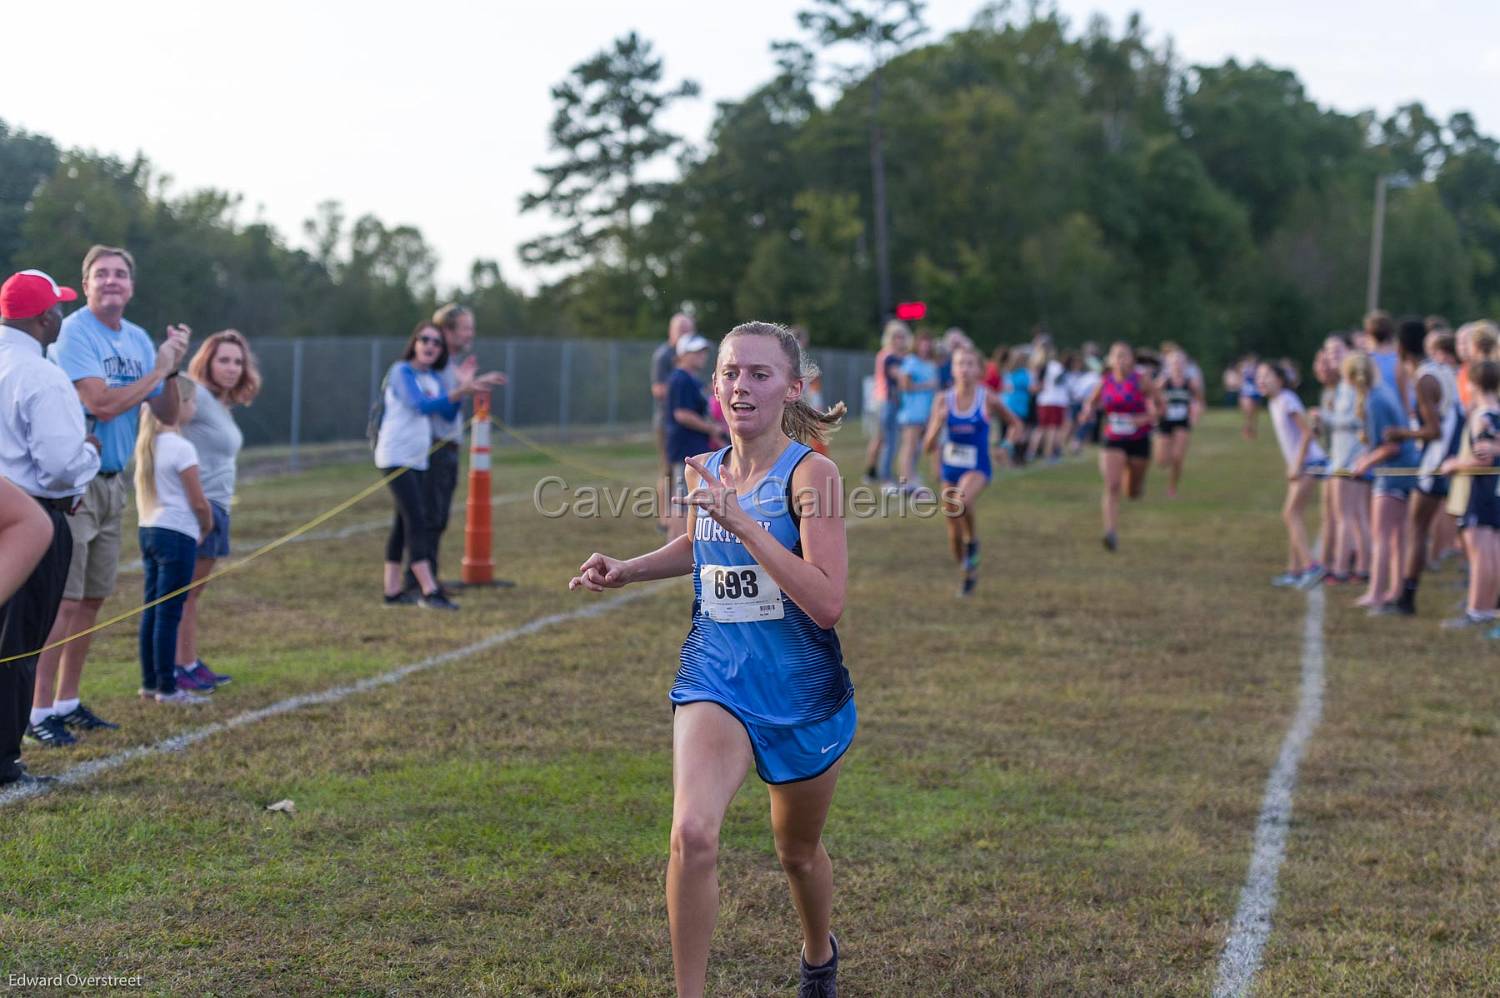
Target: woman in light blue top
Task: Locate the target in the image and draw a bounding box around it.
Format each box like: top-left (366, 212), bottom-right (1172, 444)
top-left (177, 330), bottom-right (261, 690)
top-left (894, 332), bottom-right (940, 489)
top-left (374, 322), bottom-right (483, 610)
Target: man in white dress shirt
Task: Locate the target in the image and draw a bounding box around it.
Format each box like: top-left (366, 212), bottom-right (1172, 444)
top-left (0, 270), bottom-right (102, 785)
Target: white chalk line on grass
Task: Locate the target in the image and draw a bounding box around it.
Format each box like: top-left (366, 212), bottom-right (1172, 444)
top-left (1212, 585), bottom-right (1327, 997)
top-left (118, 491), bottom-right (531, 575)
top-left (0, 583), bottom-right (665, 810)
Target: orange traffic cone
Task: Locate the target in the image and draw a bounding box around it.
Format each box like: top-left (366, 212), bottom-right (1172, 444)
top-left (461, 391), bottom-right (494, 585)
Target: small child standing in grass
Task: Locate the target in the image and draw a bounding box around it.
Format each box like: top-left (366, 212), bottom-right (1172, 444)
top-left (134, 377), bottom-right (215, 704)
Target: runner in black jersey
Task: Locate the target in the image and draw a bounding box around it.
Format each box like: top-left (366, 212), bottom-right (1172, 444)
top-left (1155, 349), bottom-right (1201, 498)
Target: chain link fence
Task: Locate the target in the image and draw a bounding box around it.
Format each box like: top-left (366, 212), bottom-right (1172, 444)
top-left (233, 337), bottom-right (876, 459)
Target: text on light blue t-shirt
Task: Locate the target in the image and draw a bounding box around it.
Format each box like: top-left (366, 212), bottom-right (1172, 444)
top-left (48, 308), bottom-right (162, 472)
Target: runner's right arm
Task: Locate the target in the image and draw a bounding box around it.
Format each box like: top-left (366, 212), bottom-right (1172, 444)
top-left (570, 534), bottom-right (693, 591)
top-left (921, 393), bottom-right (949, 454)
top-left (570, 459), bottom-right (703, 590)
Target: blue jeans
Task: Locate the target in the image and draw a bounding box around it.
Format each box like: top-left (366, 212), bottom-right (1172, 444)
top-left (138, 527), bottom-right (199, 694)
top-left (878, 399), bottom-right (901, 481)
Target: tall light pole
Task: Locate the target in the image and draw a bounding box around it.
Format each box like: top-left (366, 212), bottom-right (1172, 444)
top-left (1365, 175), bottom-right (1387, 314)
top-left (1366, 173), bottom-right (1414, 314)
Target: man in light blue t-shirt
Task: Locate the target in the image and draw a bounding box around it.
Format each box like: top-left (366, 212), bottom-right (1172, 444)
top-left (31, 245), bottom-right (189, 741)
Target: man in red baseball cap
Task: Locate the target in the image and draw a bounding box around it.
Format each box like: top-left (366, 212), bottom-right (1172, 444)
top-left (0, 268), bottom-right (101, 784)
top-left (0, 269), bottom-right (79, 318)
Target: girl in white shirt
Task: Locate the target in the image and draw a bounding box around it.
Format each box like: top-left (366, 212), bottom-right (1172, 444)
top-left (134, 378), bottom-right (214, 705)
top-left (1028, 342), bottom-right (1070, 462)
top-left (1260, 362), bottom-right (1328, 587)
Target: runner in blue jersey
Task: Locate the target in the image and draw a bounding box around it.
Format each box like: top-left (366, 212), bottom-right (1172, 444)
top-left (569, 321), bottom-right (851, 998)
top-left (921, 345), bottom-right (1021, 596)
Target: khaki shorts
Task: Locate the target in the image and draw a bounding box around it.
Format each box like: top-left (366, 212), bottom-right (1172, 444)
top-left (62, 474), bottom-right (128, 601)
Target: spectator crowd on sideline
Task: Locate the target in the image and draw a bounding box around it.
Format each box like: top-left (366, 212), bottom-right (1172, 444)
top-left (1243, 311), bottom-right (1500, 641)
top-left (0, 245), bottom-right (503, 788)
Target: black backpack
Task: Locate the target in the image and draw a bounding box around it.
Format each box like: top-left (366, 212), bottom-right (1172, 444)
top-left (367, 369), bottom-right (392, 452)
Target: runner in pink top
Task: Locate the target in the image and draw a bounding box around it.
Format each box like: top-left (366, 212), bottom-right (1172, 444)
top-left (1080, 342), bottom-right (1162, 551)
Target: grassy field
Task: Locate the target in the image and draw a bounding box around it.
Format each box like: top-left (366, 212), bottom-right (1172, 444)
top-left (1, 414), bottom-right (1496, 995)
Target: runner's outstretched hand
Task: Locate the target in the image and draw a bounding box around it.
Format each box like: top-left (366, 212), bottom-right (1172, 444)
top-left (570, 552), bottom-right (630, 592)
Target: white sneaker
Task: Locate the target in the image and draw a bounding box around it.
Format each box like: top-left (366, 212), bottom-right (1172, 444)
top-left (155, 689), bottom-right (213, 705)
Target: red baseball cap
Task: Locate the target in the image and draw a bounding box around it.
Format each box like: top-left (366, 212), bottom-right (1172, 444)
top-left (0, 269), bottom-right (78, 320)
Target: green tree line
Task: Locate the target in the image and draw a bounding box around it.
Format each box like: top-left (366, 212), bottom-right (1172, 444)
top-left (5, 3), bottom-right (1499, 375)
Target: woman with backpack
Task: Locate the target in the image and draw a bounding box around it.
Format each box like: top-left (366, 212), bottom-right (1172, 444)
top-left (373, 322), bottom-right (493, 610)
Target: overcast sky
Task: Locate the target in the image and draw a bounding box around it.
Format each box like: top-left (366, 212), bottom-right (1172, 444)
top-left (6, 1), bottom-right (1497, 291)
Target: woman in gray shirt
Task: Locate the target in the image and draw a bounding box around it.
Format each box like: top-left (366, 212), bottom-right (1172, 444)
top-left (178, 330), bottom-right (261, 690)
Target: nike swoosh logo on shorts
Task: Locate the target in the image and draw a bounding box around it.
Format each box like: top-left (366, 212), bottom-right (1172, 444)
top-left (820, 742), bottom-right (838, 754)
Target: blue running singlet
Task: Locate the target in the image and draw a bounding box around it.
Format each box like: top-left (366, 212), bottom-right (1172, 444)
top-left (939, 387), bottom-right (993, 485)
top-left (673, 441), bottom-right (852, 728)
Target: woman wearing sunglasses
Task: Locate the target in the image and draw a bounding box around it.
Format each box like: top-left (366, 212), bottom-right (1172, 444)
top-left (372, 322), bottom-right (489, 610)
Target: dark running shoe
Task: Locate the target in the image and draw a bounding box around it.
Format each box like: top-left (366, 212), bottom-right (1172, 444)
top-left (799, 933), bottom-right (838, 998)
top-left (419, 590), bottom-right (460, 611)
top-left (1102, 531), bottom-right (1118, 553)
top-left (0, 765), bottom-right (57, 787)
top-left (173, 666), bottom-right (215, 692)
top-left (384, 590), bottom-right (419, 607)
top-left (57, 703), bottom-right (119, 731)
top-left (25, 715), bottom-right (77, 747)
top-left (191, 661), bottom-right (233, 686)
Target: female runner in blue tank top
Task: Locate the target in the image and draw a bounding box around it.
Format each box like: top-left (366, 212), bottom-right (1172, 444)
top-left (921, 345), bottom-right (1022, 595)
top-left (569, 321), bottom-right (851, 997)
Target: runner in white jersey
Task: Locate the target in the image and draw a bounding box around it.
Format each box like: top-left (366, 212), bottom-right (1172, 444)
top-left (569, 321), bottom-right (851, 997)
top-left (1376, 320), bottom-right (1462, 616)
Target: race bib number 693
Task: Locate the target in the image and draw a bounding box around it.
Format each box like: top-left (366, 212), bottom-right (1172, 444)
top-left (699, 563), bottom-right (785, 623)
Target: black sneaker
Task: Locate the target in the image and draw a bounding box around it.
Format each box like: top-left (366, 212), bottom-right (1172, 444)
top-left (25, 715), bottom-right (77, 747)
top-left (419, 590), bottom-right (460, 611)
top-left (0, 765), bottom-right (57, 787)
top-left (799, 933), bottom-right (838, 998)
top-left (384, 590), bottom-right (419, 607)
top-left (57, 703), bottom-right (119, 731)
top-left (1103, 531), bottom-right (1118, 552)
